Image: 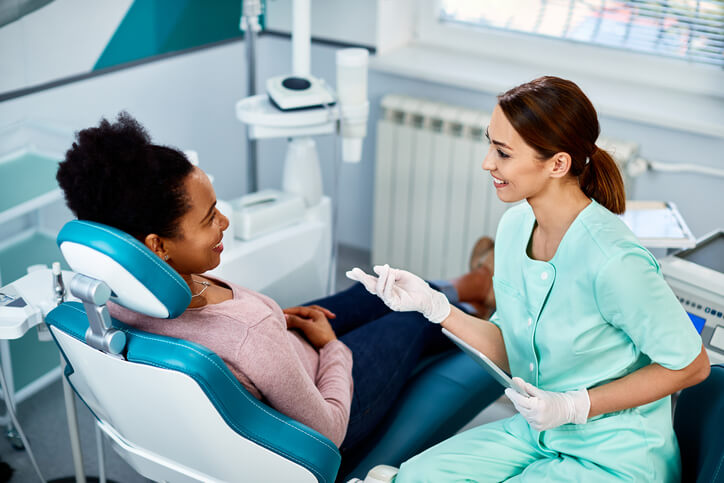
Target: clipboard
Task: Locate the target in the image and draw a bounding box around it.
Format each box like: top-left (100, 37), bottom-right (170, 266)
top-left (442, 328), bottom-right (527, 395)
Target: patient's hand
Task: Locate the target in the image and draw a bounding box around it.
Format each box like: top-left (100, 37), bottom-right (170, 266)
top-left (286, 305), bottom-right (336, 321)
top-left (284, 306), bottom-right (337, 349)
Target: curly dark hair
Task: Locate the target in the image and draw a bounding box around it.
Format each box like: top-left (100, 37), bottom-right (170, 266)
top-left (56, 112), bottom-right (194, 240)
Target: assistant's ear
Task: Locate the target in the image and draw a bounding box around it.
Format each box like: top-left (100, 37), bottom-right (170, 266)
top-left (549, 152), bottom-right (572, 178)
top-left (144, 233), bottom-right (170, 261)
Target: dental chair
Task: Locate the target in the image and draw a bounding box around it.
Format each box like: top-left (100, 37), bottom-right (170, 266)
top-left (45, 220), bottom-right (503, 482)
top-left (674, 363), bottom-right (724, 483)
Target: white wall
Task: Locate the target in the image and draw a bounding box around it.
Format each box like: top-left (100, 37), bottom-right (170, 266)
top-left (265, 0), bottom-right (376, 47)
top-left (263, 0), bottom-right (415, 54)
top-left (0, 0), bottom-right (132, 94)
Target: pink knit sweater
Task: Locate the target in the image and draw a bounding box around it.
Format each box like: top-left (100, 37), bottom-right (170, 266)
top-left (107, 278), bottom-right (354, 446)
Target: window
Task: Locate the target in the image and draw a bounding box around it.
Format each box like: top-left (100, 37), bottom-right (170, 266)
top-left (413, 0), bottom-right (723, 100)
top-left (370, 1), bottom-right (724, 137)
top-left (439, 1), bottom-right (724, 68)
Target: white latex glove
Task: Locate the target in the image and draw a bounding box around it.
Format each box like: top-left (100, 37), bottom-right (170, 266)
top-left (504, 377), bottom-right (590, 432)
top-left (346, 264), bottom-right (451, 323)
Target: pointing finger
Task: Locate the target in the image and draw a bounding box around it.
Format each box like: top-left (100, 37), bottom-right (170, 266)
top-left (346, 267), bottom-right (368, 281)
top-left (346, 268), bottom-right (378, 293)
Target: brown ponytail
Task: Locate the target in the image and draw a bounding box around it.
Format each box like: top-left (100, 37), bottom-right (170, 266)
top-left (579, 147), bottom-right (626, 214)
top-left (498, 76), bottom-right (626, 214)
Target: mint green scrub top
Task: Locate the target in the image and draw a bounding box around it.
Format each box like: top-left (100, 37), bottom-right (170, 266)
top-left (396, 201), bottom-right (703, 482)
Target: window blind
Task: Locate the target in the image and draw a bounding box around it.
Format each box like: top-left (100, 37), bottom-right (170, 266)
top-left (440, 0), bottom-right (724, 68)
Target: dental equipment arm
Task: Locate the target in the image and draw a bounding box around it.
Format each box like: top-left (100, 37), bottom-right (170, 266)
top-left (0, 265), bottom-right (72, 339)
top-left (37, 261), bottom-right (65, 342)
top-left (0, 286), bottom-right (43, 335)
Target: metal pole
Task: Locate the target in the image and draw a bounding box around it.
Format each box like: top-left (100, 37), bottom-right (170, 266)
top-left (242, 0), bottom-right (263, 194)
top-left (0, 339), bottom-right (21, 448)
top-left (61, 356), bottom-right (86, 483)
top-left (95, 423), bottom-right (106, 483)
top-left (292, 0), bottom-right (311, 76)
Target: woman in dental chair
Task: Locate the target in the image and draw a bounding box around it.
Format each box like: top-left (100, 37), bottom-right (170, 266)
top-left (55, 112), bottom-right (496, 474)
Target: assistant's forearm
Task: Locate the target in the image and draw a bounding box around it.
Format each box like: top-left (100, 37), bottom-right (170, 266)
top-left (587, 345), bottom-right (710, 418)
top-left (441, 306), bottom-right (510, 372)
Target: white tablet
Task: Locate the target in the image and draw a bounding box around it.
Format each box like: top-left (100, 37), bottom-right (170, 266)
top-left (442, 328), bottom-right (527, 395)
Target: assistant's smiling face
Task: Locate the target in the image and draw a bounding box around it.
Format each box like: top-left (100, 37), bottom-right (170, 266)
top-left (482, 105), bottom-right (554, 204)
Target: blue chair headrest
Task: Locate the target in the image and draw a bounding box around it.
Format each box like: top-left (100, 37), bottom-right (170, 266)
top-left (57, 220), bottom-right (191, 318)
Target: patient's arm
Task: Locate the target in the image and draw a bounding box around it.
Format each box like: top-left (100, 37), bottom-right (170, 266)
top-left (236, 313), bottom-right (354, 446)
top-left (283, 306), bottom-right (337, 349)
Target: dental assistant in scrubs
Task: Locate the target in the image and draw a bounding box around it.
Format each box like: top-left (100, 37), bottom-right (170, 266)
top-left (348, 76), bottom-right (710, 482)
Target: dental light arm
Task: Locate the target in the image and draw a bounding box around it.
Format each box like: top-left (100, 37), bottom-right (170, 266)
top-left (241, 0), bottom-right (264, 193)
top-left (0, 286), bottom-right (43, 335)
top-left (0, 266), bottom-right (71, 339)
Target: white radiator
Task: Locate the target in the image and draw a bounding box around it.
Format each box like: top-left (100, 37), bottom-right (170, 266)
top-left (372, 94), bottom-right (638, 280)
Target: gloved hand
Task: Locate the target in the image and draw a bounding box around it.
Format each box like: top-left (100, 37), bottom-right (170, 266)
top-left (504, 377), bottom-right (590, 431)
top-left (346, 264), bottom-right (451, 323)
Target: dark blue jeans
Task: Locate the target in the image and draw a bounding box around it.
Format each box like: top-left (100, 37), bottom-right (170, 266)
top-left (305, 282), bottom-right (459, 466)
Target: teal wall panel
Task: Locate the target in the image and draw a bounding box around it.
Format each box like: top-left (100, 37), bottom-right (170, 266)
top-left (0, 151), bottom-right (59, 214)
top-left (9, 330), bottom-right (59, 392)
top-left (94, 0), bottom-right (246, 71)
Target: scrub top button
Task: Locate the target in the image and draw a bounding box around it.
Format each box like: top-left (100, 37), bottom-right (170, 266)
top-left (540, 271), bottom-right (549, 281)
top-left (529, 363), bottom-right (534, 371)
top-left (527, 317), bottom-right (532, 327)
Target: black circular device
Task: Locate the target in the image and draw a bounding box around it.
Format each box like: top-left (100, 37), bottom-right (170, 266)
top-left (281, 76), bottom-right (312, 91)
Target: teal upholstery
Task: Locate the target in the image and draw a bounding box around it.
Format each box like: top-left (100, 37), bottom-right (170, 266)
top-left (46, 301), bottom-right (342, 483)
top-left (675, 364), bottom-right (724, 483)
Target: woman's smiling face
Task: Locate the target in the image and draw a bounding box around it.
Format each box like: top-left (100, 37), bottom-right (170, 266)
top-left (161, 167), bottom-right (229, 276)
top-left (482, 105), bottom-right (553, 204)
